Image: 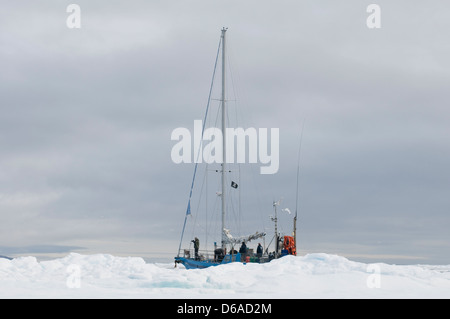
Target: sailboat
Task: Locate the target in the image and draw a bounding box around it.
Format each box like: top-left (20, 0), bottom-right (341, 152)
top-left (174, 28), bottom-right (297, 269)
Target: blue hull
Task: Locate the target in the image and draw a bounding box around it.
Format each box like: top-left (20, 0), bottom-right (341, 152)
top-left (175, 253), bottom-right (242, 269)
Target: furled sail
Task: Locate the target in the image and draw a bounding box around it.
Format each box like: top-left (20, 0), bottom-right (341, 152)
top-left (223, 228), bottom-right (266, 245)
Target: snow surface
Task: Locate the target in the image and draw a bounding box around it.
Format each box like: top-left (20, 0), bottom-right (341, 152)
top-left (0, 252), bottom-right (449, 298)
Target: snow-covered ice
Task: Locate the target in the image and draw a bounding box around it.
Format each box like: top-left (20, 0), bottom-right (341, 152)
top-left (0, 252), bottom-right (449, 298)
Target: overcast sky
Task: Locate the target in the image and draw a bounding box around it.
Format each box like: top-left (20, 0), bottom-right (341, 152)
top-left (1, 1), bottom-right (449, 264)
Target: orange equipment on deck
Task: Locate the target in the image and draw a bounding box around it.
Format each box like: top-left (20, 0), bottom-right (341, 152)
top-left (283, 236), bottom-right (296, 256)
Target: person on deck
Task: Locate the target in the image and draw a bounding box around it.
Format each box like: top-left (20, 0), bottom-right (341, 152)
top-left (256, 243), bottom-right (263, 258)
top-left (239, 241), bottom-right (248, 262)
top-left (192, 237), bottom-right (200, 260)
top-left (239, 241), bottom-right (247, 254)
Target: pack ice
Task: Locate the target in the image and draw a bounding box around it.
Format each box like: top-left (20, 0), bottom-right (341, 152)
top-left (0, 252), bottom-right (449, 298)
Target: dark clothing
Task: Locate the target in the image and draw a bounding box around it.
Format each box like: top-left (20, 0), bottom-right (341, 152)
top-left (239, 242), bottom-right (248, 262)
top-left (214, 248), bottom-right (224, 262)
top-left (256, 244), bottom-right (263, 257)
top-left (239, 242), bottom-right (247, 254)
top-left (192, 238), bottom-right (200, 260)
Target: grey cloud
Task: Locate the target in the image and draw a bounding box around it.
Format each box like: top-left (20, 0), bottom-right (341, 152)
top-left (0, 1), bottom-right (449, 264)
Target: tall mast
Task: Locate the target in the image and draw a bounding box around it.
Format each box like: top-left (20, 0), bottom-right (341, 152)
top-left (273, 200), bottom-right (280, 257)
top-left (293, 121), bottom-right (305, 255)
top-left (221, 27), bottom-right (227, 249)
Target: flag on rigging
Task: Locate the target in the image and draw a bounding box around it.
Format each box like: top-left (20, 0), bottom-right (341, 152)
top-left (186, 201), bottom-right (191, 215)
top-left (231, 181), bottom-right (238, 189)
